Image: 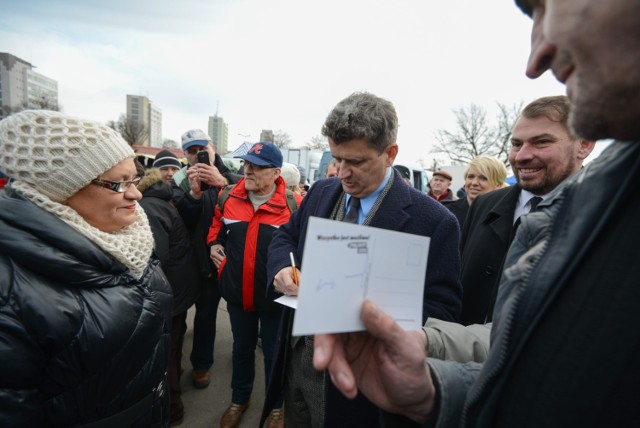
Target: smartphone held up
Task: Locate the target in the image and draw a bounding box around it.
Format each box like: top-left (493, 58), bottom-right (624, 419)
top-left (196, 150), bottom-right (211, 190)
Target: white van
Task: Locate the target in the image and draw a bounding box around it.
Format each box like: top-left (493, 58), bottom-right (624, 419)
top-left (394, 162), bottom-right (429, 192)
top-left (315, 150), bottom-right (333, 182)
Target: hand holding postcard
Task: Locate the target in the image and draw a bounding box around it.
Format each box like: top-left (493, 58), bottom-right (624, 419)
top-left (291, 216), bottom-right (430, 336)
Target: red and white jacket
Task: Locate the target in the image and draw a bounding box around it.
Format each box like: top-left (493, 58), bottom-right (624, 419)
top-left (207, 176), bottom-right (295, 311)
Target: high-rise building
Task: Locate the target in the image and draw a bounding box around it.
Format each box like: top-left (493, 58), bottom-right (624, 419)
top-left (126, 94), bottom-right (162, 147)
top-left (0, 52), bottom-right (58, 120)
top-left (26, 69), bottom-right (58, 110)
top-left (149, 104), bottom-right (162, 148)
top-left (260, 129), bottom-right (274, 143)
top-left (208, 114), bottom-right (228, 154)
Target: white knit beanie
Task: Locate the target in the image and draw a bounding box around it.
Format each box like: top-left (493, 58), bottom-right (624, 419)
top-left (0, 110), bottom-right (134, 202)
top-left (280, 162), bottom-right (301, 188)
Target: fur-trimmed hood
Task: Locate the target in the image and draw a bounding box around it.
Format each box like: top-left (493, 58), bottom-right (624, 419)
top-left (138, 168), bottom-right (172, 202)
top-left (138, 168), bottom-right (163, 193)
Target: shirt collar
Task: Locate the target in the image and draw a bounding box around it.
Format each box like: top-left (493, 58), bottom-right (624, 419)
top-left (514, 188), bottom-right (548, 223)
top-left (345, 167), bottom-right (392, 224)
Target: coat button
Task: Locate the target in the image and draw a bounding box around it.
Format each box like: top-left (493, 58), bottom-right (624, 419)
top-left (484, 266), bottom-right (494, 275)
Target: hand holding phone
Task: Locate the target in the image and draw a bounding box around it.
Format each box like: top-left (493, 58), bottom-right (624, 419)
top-left (196, 151), bottom-right (211, 190)
top-left (197, 150), bottom-right (210, 165)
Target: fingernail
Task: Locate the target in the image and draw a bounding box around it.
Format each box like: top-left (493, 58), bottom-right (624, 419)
top-left (366, 300), bottom-right (380, 319)
top-left (314, 345), bottom-right (325, 363)
top-left (337, 372), bottom-right (350, 389)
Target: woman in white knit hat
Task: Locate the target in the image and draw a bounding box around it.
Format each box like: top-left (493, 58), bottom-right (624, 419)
top-left (0, 110), bottom-right (172, 427)
top-left (279, 162), bottom-right (304, 205)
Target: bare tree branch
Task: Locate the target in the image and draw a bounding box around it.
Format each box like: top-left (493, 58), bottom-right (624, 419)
top-left (26, 92), bottom-right (61, 111)
top-left (162, 139), bottom-right (180, 149)
top-left (107, 114), bottom-right (148, 146)
top-left (493, 102), bottom-right (523, 168)
top-left (305, 135), bottom-right (328, 151)
top-left (273, 129), bottom-right (292, 149)
top-left (433, 101), bottom-right (522, 166)
top-left (1, 95), bottom-right (61, 118)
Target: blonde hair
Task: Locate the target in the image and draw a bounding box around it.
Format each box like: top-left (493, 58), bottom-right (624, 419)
top-left (465, 156), bottom-right (508, 188)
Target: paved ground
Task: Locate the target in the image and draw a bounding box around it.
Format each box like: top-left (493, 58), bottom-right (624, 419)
top-left (178, 301), bottom-right (266, 427)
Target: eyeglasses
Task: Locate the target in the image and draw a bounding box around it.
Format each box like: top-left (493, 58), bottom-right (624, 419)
top-left (244, 161), bottom-right (273, 170)
top-left (185, 146), bottom-right (207, 155)
top-left (91, 177), bottom-right (142, 193)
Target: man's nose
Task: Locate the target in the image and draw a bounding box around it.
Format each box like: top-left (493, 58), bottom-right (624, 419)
top-left (526, 13), bottom-right (556, 79)
top-left (336, 163), bottom-right (349, 179)
top-left (515, 143), bottom-right (535, 163)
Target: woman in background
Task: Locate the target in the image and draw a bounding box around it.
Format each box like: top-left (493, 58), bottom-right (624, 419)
top-left (279, 162), bottom-right (304, 205)
top-left (444, 156), bottom-right (507, 230)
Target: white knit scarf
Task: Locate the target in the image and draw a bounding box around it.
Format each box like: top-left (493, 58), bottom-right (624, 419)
top-left (12, 181), bottom-right (154, 280)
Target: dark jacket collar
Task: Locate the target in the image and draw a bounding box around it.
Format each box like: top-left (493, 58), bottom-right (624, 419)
top-left (483, 185), bottom-right (522, 226)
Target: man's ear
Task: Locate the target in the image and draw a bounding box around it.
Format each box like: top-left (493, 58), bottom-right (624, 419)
top-left (577, 140), bottom-right (596, 160)
top-left (386, 144), bottom-right (399, 166)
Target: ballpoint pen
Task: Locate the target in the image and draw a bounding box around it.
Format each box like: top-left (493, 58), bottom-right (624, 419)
top-left (289, 251), bottom-right (299, 287)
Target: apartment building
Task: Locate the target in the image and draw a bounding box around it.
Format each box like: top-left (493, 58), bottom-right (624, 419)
top-left (208, 114), bottom-right (229, 154)
top-left (0, 52), bottom-right (58, 119)
top-left (126, 94), bottom-right (162, 147)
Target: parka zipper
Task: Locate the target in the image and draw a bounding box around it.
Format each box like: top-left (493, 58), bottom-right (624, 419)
top-left (460, 214), bottom-right (555, 426)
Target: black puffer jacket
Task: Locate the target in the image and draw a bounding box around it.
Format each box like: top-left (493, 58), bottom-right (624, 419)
top-left (139, 169), bottom-right (201, 315)
top-left (0, 188), bottom-right (172, 427)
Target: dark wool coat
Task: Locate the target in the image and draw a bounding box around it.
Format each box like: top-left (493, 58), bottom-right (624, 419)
top-left (444, 196), bottom-right (470, 233)
top-left (459, 185), bottom-right (522, 325)
top-left (261, 169), bottom-right (462, 426)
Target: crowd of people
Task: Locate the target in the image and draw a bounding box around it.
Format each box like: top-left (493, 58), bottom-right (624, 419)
top-left (1, 0), bottom-right (639, 426)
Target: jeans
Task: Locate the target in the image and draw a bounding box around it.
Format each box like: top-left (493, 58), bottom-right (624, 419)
top-left (227, 302), bottom-right (282, 406)
top-left (190, 280), bottom-right (222, 371)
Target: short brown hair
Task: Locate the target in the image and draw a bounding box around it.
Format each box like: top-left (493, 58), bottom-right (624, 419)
top-left (520, 95), bottom-right (576, 138)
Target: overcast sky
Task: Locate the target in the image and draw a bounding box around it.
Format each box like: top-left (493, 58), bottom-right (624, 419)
top-left (1, 0), bottom-right (575, 165)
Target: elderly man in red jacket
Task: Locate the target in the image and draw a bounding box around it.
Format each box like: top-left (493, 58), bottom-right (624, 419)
top-left (208, 141), bottom-right (296, 428)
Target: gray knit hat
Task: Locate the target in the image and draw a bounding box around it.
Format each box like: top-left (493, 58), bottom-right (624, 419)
top-left (280, 162), bottom-right (301, 188)
top-left (0, 110), bottom-right (134, 202)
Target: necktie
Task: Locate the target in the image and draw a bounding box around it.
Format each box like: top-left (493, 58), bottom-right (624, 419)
top-left (529, 196), bottom-right (543, 212)
top-left (512, 197), bottom-right (543, 240)
top-left (343, 197), bottom-right (360, 224)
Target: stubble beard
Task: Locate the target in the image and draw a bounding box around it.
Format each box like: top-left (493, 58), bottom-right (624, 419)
top-left (517, 160), bottom-right (577, 196)
top-left (569, 69), bottom-right (640, 141)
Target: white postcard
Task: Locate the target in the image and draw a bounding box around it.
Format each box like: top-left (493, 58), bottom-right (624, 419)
top-left (291, 216), bottom-right (430, 336)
